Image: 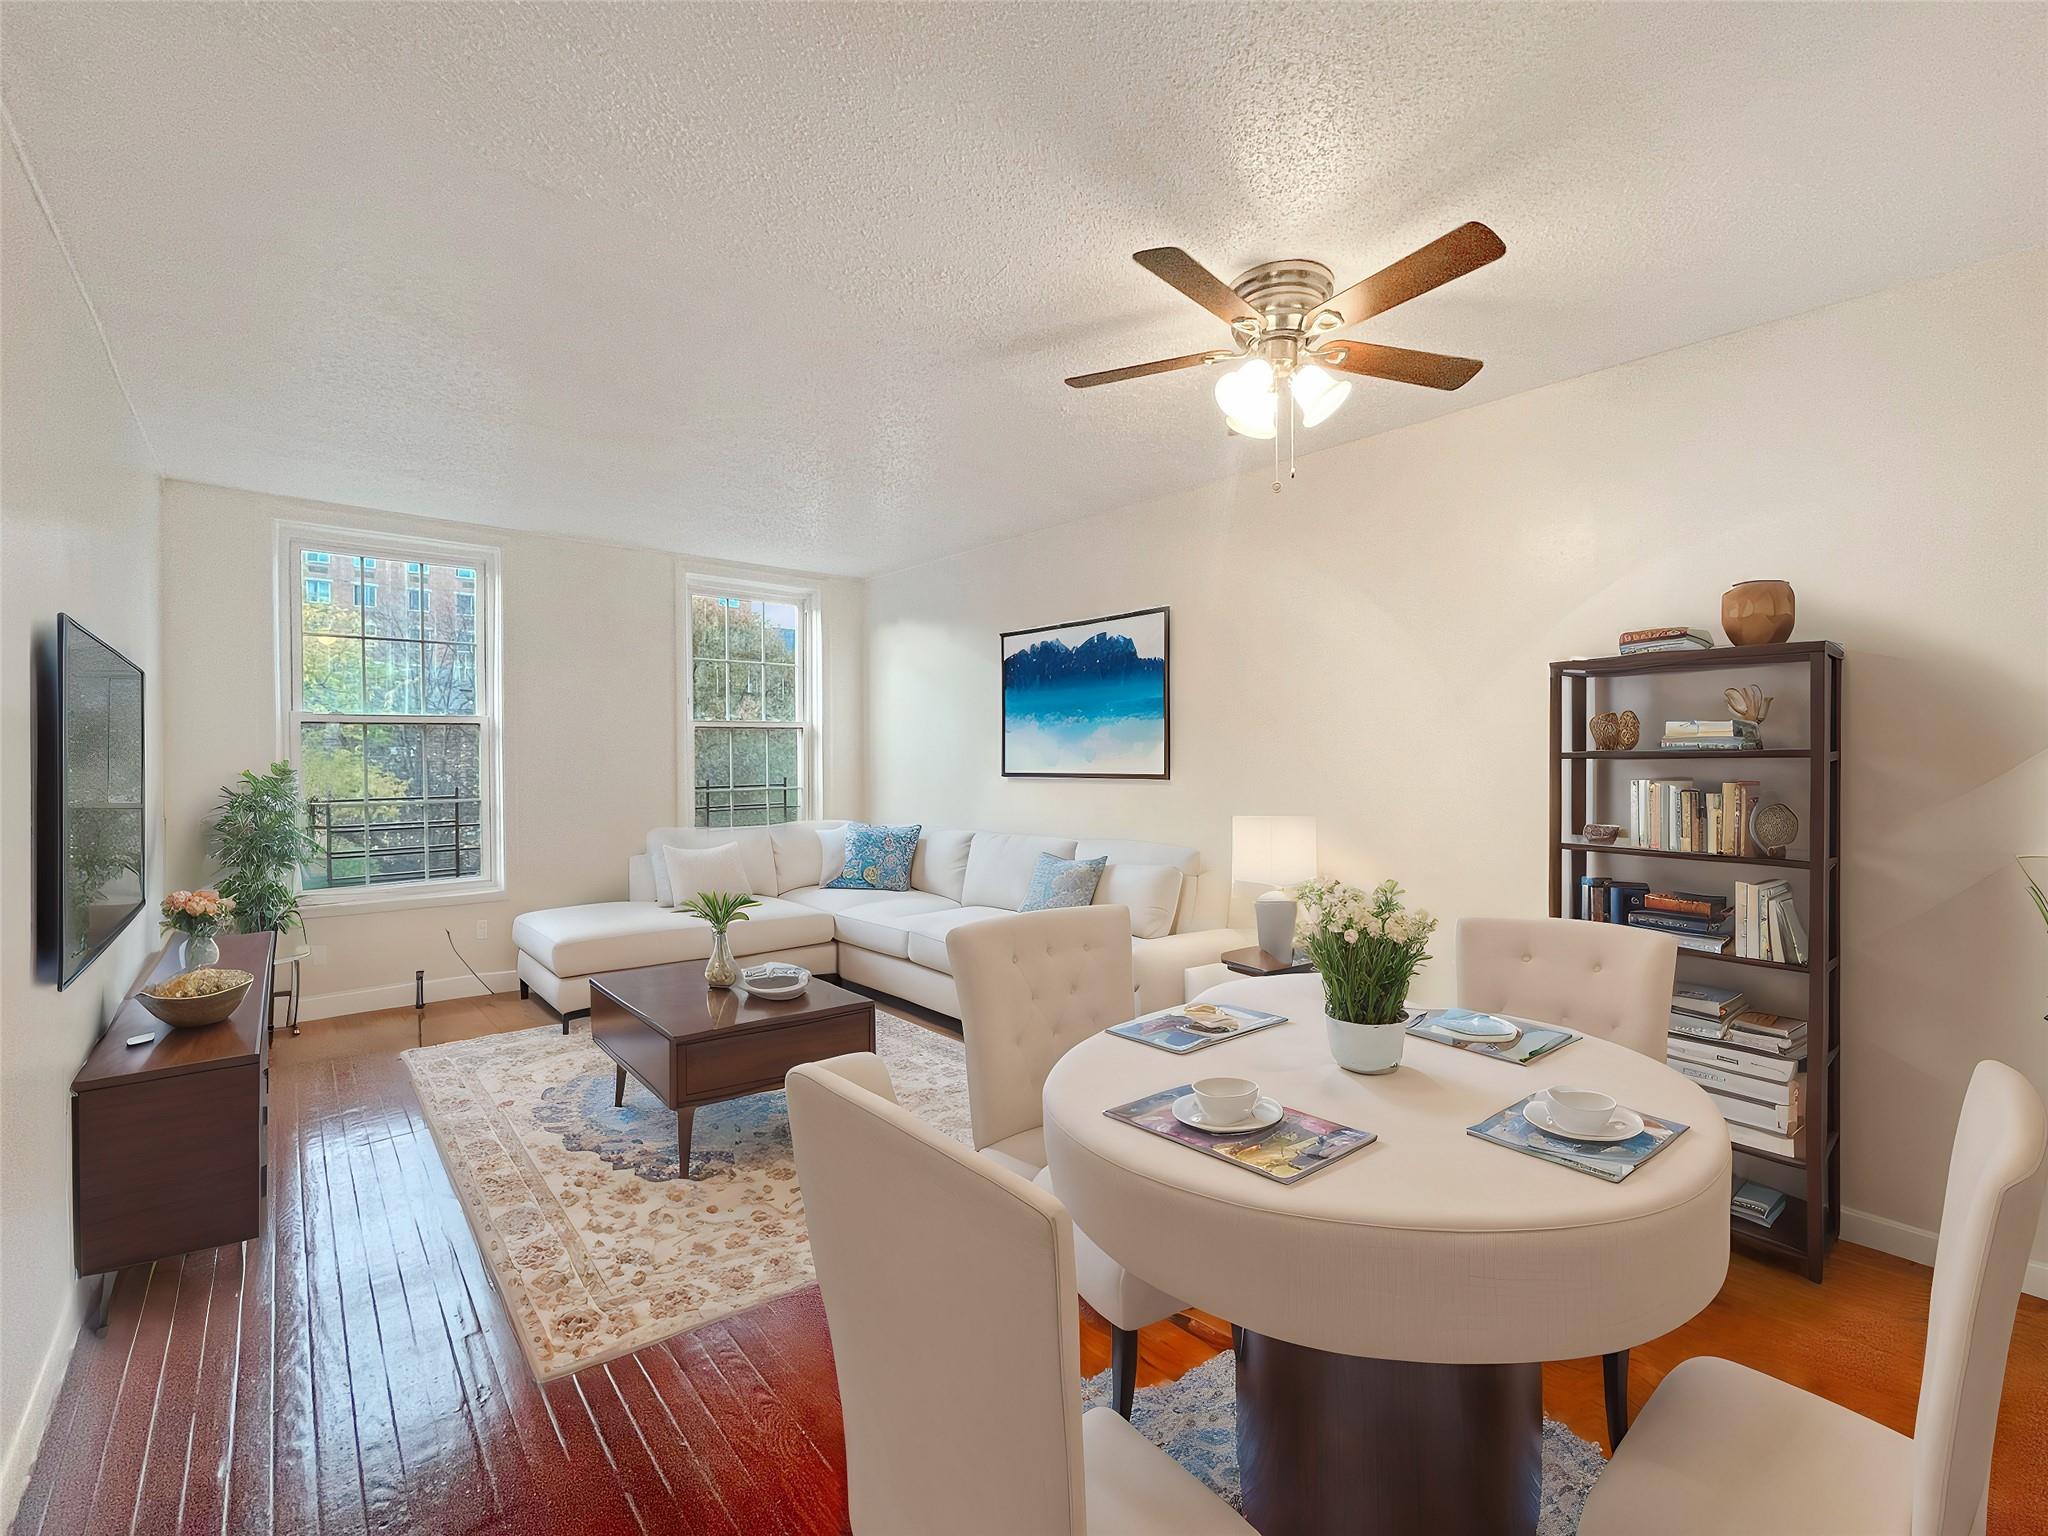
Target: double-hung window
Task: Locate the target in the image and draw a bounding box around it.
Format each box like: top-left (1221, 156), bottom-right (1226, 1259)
top-left (687, 582), bottom-right (813, 827)
top-left (280, 529), bottom-right (500, 903)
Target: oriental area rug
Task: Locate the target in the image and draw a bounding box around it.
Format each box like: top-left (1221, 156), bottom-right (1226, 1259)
top-left (402, 1010), bottom-right (970, 1380)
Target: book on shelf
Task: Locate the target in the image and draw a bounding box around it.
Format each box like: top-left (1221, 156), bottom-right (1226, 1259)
top-left (1643, 890), bottom-right (1728, 918)
top-left (1606, 880), bottom-right (1648, 924)
top-left (1619, 627), bottom-right (1713, 651)
top-left (1712, 1081), bottom-right (1810, 1146)
top-left (1671, 1056), bottom-right (1805, 1107)
top-left (1672, 982), bottom-right (1745, 1019)
top-left (1664, 719), bottom-right (1761, 739)
top-left (1627, 909), bottom-right (1732, 937)
top-left (1729, 1120), bottom-right (1803, 1158)
top-left (1667, 1034), bottom-right (1805, 1083)
top-left (1579, 874), bottom-right (1610, 921)
top-left (1626, 779), bottom-right (1761, 855)
top-left (1671, 931), bottom-right (1733, 954)
top-left (1731, 1179), bottom-right (1789, 1227)
top-left (1734, 880), bottom-right (1797, 960)
top-left (1669, 1008), bottom-right (1733, 1041)
top-left (1725, 1011), bottom-right (1807, 1054)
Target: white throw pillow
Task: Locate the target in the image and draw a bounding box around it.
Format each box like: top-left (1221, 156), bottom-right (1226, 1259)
top-left (818, 826), bottom-right (847, 887)
top-left (661, 842), bottom-right (753, 910)
top-left (1095, 863), bottom-right (1184, 940)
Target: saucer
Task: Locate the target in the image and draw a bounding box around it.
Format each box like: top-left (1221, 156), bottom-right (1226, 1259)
top-left (1172, 1094), bottom-right (1283, 1135)
top-left (1436, 1012), bottom-right (1520, 1042)
top-left (1522, 1097), bottom-right (1644, 1144)
top-left (742, 965), bottom-right (811, 999)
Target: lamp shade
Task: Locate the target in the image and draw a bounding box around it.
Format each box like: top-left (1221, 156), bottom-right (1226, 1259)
top-left (1232, 815), bottom-right (1318, 888)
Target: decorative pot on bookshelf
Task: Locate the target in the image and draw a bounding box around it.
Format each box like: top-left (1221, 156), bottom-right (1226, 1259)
top-left (1750, 800), bottom-right (1800, 859)
top-left (1720, 580), bottom-right (1796, 646)
top-left (1292, 877), bottom-right (1437, 1075)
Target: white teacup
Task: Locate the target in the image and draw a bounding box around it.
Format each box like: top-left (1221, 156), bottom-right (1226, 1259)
top-left (1192, 1076), bottom-right (1261, 1125)
top-left (1543, 1086), bottom-right (1619, 1135)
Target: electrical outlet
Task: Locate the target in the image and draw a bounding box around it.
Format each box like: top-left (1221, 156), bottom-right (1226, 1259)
top-left (475, 919), bottom-right (489, 942)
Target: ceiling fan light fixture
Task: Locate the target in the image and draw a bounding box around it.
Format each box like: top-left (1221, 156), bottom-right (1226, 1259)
top-left (1214, 357), bottom-right (1278, 439)
top-left (1290, 363), bottom-right (1351, 428)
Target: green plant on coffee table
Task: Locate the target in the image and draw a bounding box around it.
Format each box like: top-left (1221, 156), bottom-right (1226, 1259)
top-left (211, 761), bottom-right (320, 935)
top-left (1292, 877), bottom-right (1438, 1027)
top-left (677, 890), bottom-right (761, 932)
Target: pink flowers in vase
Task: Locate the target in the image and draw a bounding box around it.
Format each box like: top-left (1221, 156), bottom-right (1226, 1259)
top-left (161, 887), bottom-right (236, 938)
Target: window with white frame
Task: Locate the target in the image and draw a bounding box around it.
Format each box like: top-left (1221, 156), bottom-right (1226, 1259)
top-left (688, 583), bottom-right (812, 827)
top-left (281, 531), bottom-right (499, 899)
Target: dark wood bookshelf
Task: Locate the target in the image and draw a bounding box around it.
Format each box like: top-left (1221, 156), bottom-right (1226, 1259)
top-left (1550, 640), bottom-right (1843, 1281)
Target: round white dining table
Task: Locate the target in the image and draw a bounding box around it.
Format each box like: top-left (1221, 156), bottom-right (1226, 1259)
top-left (1042, 974), bottom-right (1732, 1536)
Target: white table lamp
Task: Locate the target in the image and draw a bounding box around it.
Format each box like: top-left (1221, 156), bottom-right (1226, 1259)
top-left (1232, 815), bottom-right (1317, 960)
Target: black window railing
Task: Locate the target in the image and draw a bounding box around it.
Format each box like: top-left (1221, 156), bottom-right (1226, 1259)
top-left (693, 778), bottom-right (802, 828)
top-left (304, 798), bottom-right (482, 888)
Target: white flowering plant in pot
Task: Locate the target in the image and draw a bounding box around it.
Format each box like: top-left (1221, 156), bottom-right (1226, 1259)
top-left (1293, 877), bottom-right (1438, 1073)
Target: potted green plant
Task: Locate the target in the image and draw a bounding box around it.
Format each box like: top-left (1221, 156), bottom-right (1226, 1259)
top-left (677, 890), bottom-right (761, 987)
top-left (211, 761), bottom-right (319, 939)
top-left (1293, 877), bottom-right (1438, 1074)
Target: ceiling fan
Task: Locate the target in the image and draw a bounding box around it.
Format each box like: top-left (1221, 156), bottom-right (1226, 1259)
top-left (1065, 222), bottom-right (1505, 486)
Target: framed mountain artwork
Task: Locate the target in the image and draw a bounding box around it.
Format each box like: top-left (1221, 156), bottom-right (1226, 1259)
top-left (1000, 607), bottom-right (1169, 779)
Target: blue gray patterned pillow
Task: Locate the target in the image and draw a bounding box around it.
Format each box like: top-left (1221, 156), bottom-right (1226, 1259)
top-left (1018, 853), bottom-right (1108, 912)
top-left (825, 822), bottom-right (922, 892)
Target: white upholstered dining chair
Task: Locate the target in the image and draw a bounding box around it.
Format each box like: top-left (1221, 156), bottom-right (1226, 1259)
top-left (1456, 913), bottom-right (1681, 1447)
top-left (786, 1054), bottom-right (1254, 1536)
top-left (947, 905), bottom-right (1186, 1417)
top-left (1581, 1059), bottom-right (2047, 1536)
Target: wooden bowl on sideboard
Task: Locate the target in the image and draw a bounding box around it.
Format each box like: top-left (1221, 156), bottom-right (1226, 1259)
top-left (136, 968), bottom-right (255, 1029)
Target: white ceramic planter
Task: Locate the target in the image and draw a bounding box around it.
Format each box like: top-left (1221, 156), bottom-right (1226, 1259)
top-left (1324, 1010), bottom-right (1408, 1074)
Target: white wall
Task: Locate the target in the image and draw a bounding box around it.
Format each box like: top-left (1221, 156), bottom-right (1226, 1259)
top-left (0, 138), bottom-right (164, 1516)
top-left (159, 481), bottom-right (864, 1015)
top-left (866, 249), bottom-right (2048, 1277)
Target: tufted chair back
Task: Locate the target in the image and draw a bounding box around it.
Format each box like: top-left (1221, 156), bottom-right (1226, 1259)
top-left (1910, 1060), bottom-right (2047, 1536)
top-left (787, 1054), bottom-right (1090, 1535)
top-left (1455, 916), bottom-right (1677, 1060)
top-left (949, 906), bottom-right (1136, 1153)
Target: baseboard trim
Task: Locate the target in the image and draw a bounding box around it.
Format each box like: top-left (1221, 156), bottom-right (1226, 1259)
top-left (299, 969), bottom-right (520, 1023)
top-left (1, 1276), bottom-right (89, 1528)
top-left (1841, 1205), bottom-right (2048, 1300)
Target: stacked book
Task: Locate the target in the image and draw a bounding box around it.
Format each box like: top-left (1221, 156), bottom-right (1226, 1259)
top-left (1626, 776), bottom-right (1760, 856)
top-left (1732, 1179), bottom-right (1789, 1228)
top-left (1661, 718), bottom-right (1761, 752)
top-left (1624, 889), bottom-right (1732, 954)
top-left (1619, 626), bottom-right (1713, 655)
top-left (1667, 985), bottom-right (1809, 1156)
top-left (1578, 875), bottom-right (1648, 924)
top-left (1734, 878), bottom-right (1807, 963)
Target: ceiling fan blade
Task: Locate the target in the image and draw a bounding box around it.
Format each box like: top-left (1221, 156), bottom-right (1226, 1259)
top-left (1314, 339), bottom-right (1484, 391)
top-left (1064, 350), bottom-right (1222, 389)
top-left (1132, 247), bottom-right (1259, 326)
top-left (1316, 222), bottom-right (1505, 330)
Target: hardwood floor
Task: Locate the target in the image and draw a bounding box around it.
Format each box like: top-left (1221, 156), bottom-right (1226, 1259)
top-left (14, 991), bottom-right (2046, 1534)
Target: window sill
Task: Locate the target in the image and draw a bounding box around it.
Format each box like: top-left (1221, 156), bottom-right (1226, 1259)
top-left (299, 879), bottom-right (506, 917)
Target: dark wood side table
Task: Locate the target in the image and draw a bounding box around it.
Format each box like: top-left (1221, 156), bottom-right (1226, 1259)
top-left (72, 929), bottom-right (275, 1330)
top-left (1221, 944), bottom-right (1316, 977)
top-left (588, 961), bottom-right (876, 1177)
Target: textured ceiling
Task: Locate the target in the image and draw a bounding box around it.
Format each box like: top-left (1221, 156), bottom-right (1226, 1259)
top-left (3, 3), bottom-right (2043, 576)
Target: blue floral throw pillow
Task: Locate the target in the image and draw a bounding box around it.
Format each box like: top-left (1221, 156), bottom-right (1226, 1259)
top-left (1019, 853), bottom-right (1108, 912)
top-left (826, 822), bottom-right (922, 892)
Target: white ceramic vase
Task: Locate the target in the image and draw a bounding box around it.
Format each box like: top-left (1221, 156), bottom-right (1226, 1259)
top-left (1324, 1009), bottom-right (1408, 1074)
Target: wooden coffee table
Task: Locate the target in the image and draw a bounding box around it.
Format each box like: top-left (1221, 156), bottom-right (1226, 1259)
top-left (588, 961), bottom-right (876, 1177)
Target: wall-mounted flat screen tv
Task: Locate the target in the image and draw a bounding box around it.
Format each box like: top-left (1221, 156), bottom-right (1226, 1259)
top-left (37, 614), bottom-right (146, 988)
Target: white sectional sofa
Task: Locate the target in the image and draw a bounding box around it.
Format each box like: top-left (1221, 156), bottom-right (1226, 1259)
top-left (512, 820), bottom-right (1246, 1023)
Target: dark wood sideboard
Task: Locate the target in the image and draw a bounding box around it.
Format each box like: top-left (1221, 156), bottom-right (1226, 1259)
top-left (71, 929), bottom-right (275, 1328)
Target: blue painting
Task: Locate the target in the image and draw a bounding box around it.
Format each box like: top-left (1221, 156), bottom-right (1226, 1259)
top-left (1001, 607), bottom-right (1169, 778)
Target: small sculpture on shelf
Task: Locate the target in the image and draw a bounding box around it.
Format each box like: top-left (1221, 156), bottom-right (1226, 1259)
top-left (1749, 800), bottom-right (1799, 858)
top-left (1586, 709), bottom-right (1641, 751)
top-left (1581, 823), bottom-right (1623, 844)
top-left (1724, 685), bottom-right (1772, 727)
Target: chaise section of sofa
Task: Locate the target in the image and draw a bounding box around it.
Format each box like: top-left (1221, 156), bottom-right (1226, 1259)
top-left (512, 819), bottom-right (1248, 1024)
